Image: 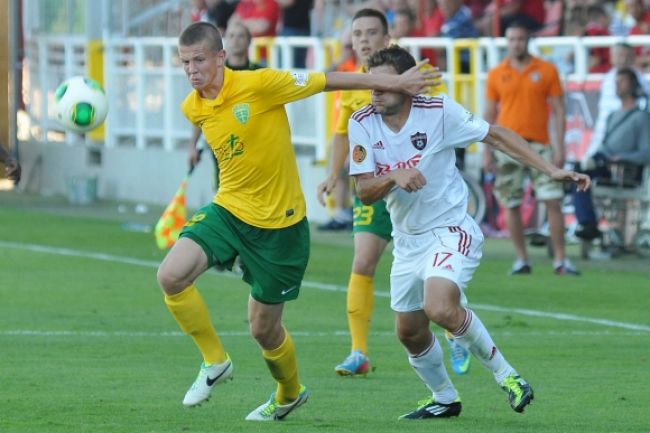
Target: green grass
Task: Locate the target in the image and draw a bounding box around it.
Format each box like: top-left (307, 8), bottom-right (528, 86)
top-left (1, 191), bottom-right (649, 433)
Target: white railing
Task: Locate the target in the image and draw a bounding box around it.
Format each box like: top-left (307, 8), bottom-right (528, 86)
top-left (23, 35), bottom-right (650, 162)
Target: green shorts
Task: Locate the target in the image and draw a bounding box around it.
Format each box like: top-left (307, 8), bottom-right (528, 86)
top-left (180, 203), bottom-right (310, 304)
top-left (352, 196), bottom-right (392, 241)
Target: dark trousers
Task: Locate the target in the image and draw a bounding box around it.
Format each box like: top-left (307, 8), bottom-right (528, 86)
top-left (572, 153), bottom-right (643, 225)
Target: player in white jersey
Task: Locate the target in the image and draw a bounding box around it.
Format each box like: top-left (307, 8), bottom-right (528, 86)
top-left (348, 45), bottom-right (591, 420)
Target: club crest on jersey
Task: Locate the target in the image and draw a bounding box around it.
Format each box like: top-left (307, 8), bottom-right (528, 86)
top-left (410, 132), bottom-right (427, 150)
top-left (352, 145), bottom-right (367, 163)
top-left (232, 103), bottom-right (250, 125)
top-left (291, 72), bottom-right (308, 87)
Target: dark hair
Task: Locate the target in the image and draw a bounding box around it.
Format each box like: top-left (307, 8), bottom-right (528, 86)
top-left (366, 44), bottom-right (416, 74)
top-left (617, 67), bottom-right (644, 97)
top-left (352, 8), bottom-right (389, 35)
top-left (504, 20), bottom-right (531, 36)
top-left (179, 22), bottom-right (223, 52)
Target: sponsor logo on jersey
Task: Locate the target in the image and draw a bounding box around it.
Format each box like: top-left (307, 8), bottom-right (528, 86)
top-left (291, 72), bottom-right (308, 86)
top-left (372, 140), bottom-right (385, 149)
top-left (352, 145), bottom-right (367, 163)
top-left (215, 133), bottom-right (245, 164)
top-left (375, 154), bottom-right (422, 176)
top-left (232, 103), bottom-right (250, 125)
top-left (410, 132), bottom-right (427, 150)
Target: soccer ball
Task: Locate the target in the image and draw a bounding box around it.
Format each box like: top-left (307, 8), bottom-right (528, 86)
top-left (54, 76), bottom-right (108, 133)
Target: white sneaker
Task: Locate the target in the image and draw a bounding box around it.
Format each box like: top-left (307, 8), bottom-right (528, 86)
top-left (182, 356), bottom-right (233, 407)
top-left (245, 385), bottom-right (309, 421)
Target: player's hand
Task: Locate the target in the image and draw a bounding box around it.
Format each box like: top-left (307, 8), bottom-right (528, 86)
top-left (391, 168), bottom-right (427, 193)
top-left (188, 146), bottom-right (202, 170)
top-left (399, 60), bottom-right (442, 96)
top-left (4, 158), bottom-right (21, 182)
top-left (316, 175), bottom-right (337, 207)
top-left (550, 168), bottom-right (591, 192)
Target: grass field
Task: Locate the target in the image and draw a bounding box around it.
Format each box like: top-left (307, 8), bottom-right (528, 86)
top-left (1, 191), bottom-right (649, 433)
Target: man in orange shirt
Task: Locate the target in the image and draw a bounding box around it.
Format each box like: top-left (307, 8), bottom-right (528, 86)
top-left (483, 21), bottom-right (579, 276)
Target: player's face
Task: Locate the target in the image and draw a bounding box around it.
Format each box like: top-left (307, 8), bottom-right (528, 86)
top-left (369, 64), bottom-right (407, 115)
top-left (224, 25), bottom-right (250, 57)
top-left (178, 41), bottom-right (225, 91)
top-left (351, 16), bottom-right (390, 63)
top-left (505, 27), bottom-right (529, 61)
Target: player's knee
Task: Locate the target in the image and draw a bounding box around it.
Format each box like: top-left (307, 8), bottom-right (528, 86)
top-left (424, 303), bottom-right (457, 329)
top-left (156, 264), bottom-right (182, 295)
top-left (396, 321), bottom-right (424, 345)
top-left (351, 255), bottom-right (378, 275)
top-left (249, 321), bottom-right (281, 348)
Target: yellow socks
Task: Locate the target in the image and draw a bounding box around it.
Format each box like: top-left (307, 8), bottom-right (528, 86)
top-left (347, 272), bottom-right (374, 354)
top-left (164, 285), bottom-right (227, 365)
top-left (262, 330), bottom-right (300, 404)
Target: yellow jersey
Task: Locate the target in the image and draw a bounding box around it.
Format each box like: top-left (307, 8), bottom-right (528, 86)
top-left (182, 67), bottom-right (327, 228)
top-left (335, 65), bottom-right (448, 135)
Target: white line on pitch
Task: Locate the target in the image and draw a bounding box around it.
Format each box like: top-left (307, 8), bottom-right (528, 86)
top-left (2, 240), bottom-right (649, 333)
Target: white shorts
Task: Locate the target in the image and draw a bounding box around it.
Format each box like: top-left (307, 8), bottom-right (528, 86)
top-left (390, 215), bottom-right (484, 313)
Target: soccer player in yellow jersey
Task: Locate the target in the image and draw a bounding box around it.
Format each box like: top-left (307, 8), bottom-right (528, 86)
top-left (156, 21), bottom-right (438, 421)
top-left (315, 8), bottom-right (470, 378)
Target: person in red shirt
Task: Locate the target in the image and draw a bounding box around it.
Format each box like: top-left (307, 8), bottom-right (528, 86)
top-left (230, 0), bottom-right (280, 37)
top-left (585, 5), bottom-right (611, 73)
top-left (626, 0), bottom-right (650, 70)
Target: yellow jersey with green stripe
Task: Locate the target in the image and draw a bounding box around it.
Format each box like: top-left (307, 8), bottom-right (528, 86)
top-left (182, 68), bottom-right (327, 228)
top-left (335, 64), bottom-right (447, 134)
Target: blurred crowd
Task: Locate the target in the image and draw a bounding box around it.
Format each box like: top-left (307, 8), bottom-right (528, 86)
top-left (188, 0), bottom-right (650, 71)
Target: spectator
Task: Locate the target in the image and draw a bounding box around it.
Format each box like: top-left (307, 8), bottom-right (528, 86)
top-left (585, 5), bottom-right (611, 73)
top-left (208, 0), bottom-right (240, 34)
top-left (483, 21), bottom-right (579, 276)
top-left (191, 0), bottom-right (210, 22)
top-left (627, 0), bottom-right (650, 33)
top-left (420, 0), bottom-right (444, 36)
top-left (572, 67), bottom-right (650, 240)
top-left (230, 0), bottom-right (280, 37)
top-left (436, 0), bottom-right (479, 72)
top-left (586, 43), bottom-right (650, 160)
top-left (477, 0), bottom-right (545, 36)
top-left (390, 7), bottom-right (419, 39)
top-left (626, 0), bottom-right (650, 70)
top-left (277, 0), bottom-right (314, 68)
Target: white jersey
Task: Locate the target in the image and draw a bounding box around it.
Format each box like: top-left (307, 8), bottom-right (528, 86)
top-left (348, 94), bottom-right (489, 235)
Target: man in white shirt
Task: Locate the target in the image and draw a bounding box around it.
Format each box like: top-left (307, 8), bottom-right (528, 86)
top-left (348, 45), bottom-right (591, 420)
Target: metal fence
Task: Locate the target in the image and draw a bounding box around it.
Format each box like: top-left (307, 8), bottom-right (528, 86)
top-left (22, 33), bottom-right (650, 162)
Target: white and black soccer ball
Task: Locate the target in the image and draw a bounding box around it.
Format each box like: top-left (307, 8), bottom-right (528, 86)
top-left (54, 76), bottom-right (108, 133)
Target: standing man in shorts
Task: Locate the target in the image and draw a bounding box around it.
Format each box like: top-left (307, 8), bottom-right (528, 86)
top-left (156, 21), bottom-right (437, 421)
top-left (483, 21), bottom-right (579, 276)
top-left (317, 8), bottom-right (471, 377)
top-left (349, 45), bottom-right (590, 419)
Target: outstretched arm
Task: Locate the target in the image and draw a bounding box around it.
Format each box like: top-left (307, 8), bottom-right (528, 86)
top-left (324, 60), bottom-right (440, 95)
top-left (483, 125), bottom-right (590, 191)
